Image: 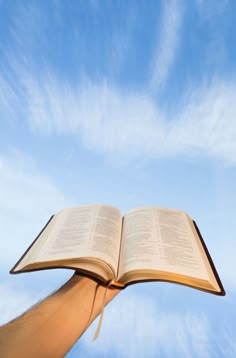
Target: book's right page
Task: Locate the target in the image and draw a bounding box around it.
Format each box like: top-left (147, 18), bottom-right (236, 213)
top-left (117, 207), bottom-right (223, 294)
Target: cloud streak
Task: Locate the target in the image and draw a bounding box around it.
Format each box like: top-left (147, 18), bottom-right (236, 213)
top-left (150, 0), bottom-right (184, 91)
top-left (195, 0), bottom-right (229, 21)
top-left (0, 149), bottom-right (68, 265)
top-left (2, 0), bottom-right (236, 167)
top-left (80, 291), bottom-right (210, 358)
top-left (19, 73), bottom-right (236, 166)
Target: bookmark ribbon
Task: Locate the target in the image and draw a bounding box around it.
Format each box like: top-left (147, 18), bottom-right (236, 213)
top-left (93, 280), bottom-right (114, 340)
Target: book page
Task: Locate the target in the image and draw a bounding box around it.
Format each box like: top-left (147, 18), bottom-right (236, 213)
top-left (28, 204), bottom-right (122, 274)
top-left (118, 207), bottom-right (210, 281)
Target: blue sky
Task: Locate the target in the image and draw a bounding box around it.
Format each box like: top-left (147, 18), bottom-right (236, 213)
top-left (0, 0), bottom-right (236, 356)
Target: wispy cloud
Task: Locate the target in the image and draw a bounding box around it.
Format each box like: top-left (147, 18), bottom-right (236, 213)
top-left (80, 291), bottom-right (210, 358)
top-left (0, 74), bottom-right (22, 122)
top-left (219, 326), bottom-right (236, 357)
top-left (17, 72), bottom-right (236, 166)
top-left (2, 0), bottom-right (236, 167)
top-left (0, 149), bottom-right (68, 266)
top-left (150, 0), bottom-right (184, 91)
top-left (195, 0), bottom-right (229, 21)
top-left (166, 81), bottom-right (236, 165)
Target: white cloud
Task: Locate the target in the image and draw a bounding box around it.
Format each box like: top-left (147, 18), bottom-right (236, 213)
top-left (0, 149), bottom-right (69, 266)
top-left (24, 76), bottom-right (166, 161)
top-left (2, 1), bottom-right (236, 167)
top-left (21, 73), bottom-right (236, 166)
top-left (219, 327), bottom-right (236, 357)
top-left (195, 0), bottom-right (229, 21)
top-left (0, 74), bottom-right (22, 122)
top-left (150, 0), bottom-right (184, 91)
top-left (166, 81), bottom-right (236, 165)
top-left (79, 291), bottom-right (210, 358)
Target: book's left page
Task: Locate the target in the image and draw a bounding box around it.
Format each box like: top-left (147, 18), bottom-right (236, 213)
top-left (11, 204), bottom-right (122, 282)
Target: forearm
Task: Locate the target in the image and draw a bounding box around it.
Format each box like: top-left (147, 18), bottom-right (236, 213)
top-left (0, 274), bottom-right (120, 358)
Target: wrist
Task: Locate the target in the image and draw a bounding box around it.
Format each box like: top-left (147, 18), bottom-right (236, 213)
top-left (60, 273), bottom-right (121, 305)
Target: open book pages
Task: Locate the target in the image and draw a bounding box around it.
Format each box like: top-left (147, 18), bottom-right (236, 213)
top-left (12, 205), bottom-right (122, 282)
top-left (117, 207), bottom-right (222, 293)
top-left (10, 204), bottom-right (225, 295)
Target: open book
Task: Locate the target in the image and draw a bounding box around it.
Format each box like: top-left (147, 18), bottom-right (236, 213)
top-left (10, 204), bottom-right (225, 295)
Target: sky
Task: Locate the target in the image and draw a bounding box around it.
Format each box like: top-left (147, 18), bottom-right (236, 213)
top-left (0, 0), bottom-right (236, 356)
